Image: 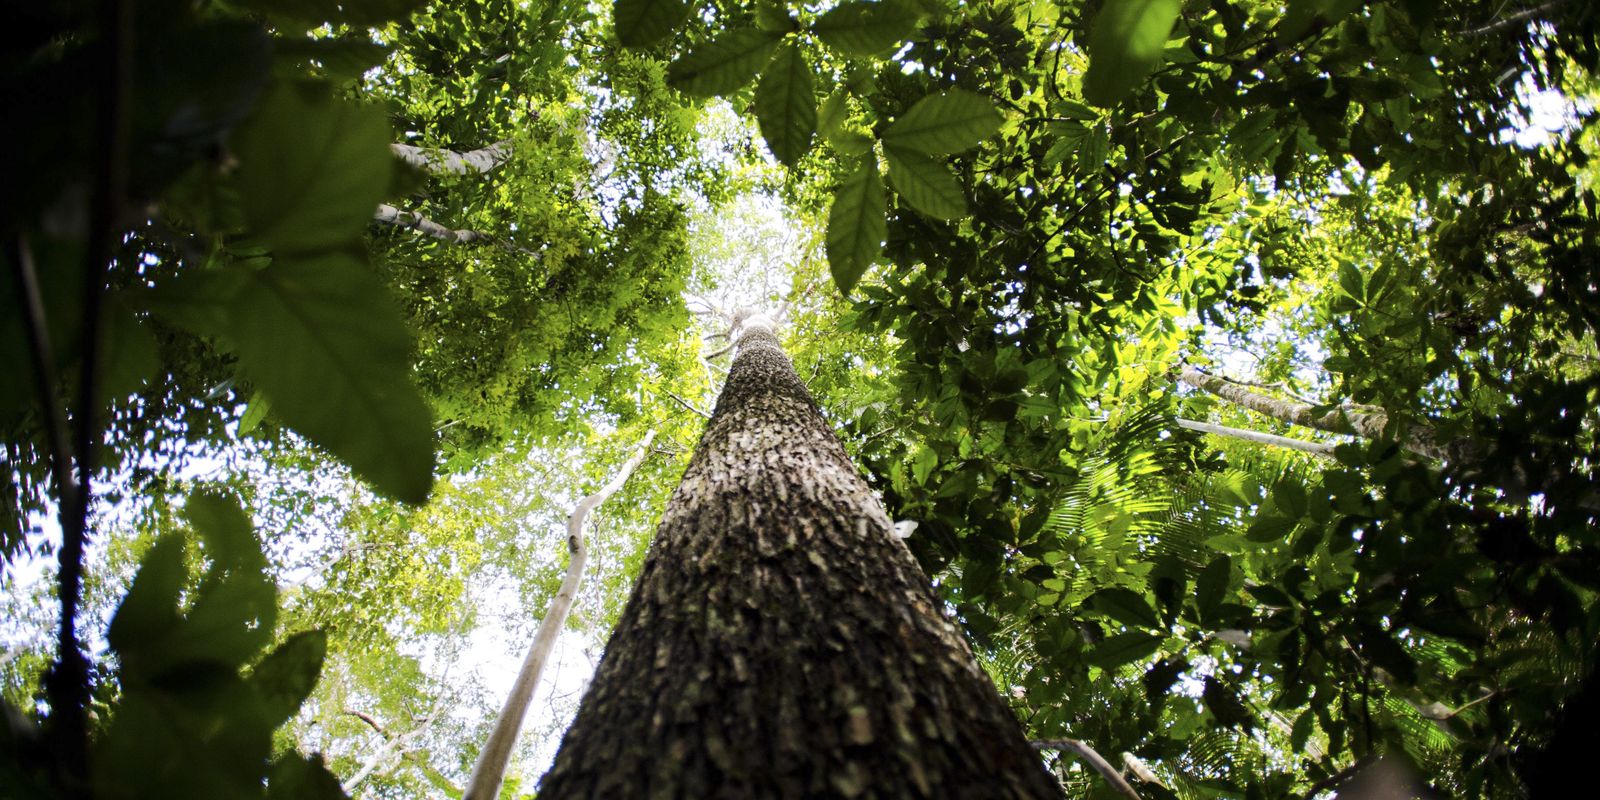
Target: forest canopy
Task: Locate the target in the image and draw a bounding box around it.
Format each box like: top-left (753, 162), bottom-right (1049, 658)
top-left (3, 0), bottom-right (1599, 797)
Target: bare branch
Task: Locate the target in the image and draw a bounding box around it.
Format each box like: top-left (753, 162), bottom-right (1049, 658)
top-left (665, 390), bottom-right (711, 420)
top-left (391, 139), bottom-right (513, 175)
top-left (1458, 0), bottom-right (1570, 36)
top-left (1032, 738), bottom-right (1142, 800)
top-left (1175, 418), bottom-right (1338, 458)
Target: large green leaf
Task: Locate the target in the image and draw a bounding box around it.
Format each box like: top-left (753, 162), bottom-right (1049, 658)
top-left (234, 0), bottom-right (424, 26)
top-left (668, 29), bottom-right (784, 98)
top-left (225, 252), bottom-right (435, 504)
top-left (826, 158), bottom-right (886, 294)
top-left (233, 83), bottom-right (392, 254)
top-left (1087, 631), bottom-right (1163, 669)
top-left (881, 89), bottom-right (1002, 155)
top-left (106, 533), bottom-right (188, 659)
top-left (147, 253), bottom-right (434, 502)
top-left (813, 0), bottom-right (921, 57)
top-left (884, 145), bottom-right (966, 219)
top-left (252, 631), bottom-right (328, 728)
top-left (614, 0), bottom-right (691, 48)
top-left (1087, 587), bottom-right (1163, 630)
top-left (1081, 0), bottom-right (1181, 107)
top-left (754, 44), bottom-right (817, 167)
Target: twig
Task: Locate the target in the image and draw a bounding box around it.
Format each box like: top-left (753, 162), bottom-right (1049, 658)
top-left (1175, 418), bottom-right (1338, 457)
top-left (1458, 0), bottom-right (1570, 36)
top-left (665, 390), bottom-right (711, 420)
top-left (1032, 738), bottom-right (1142, 799)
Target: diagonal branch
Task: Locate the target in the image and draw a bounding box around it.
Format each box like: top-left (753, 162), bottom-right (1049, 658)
top-left (373, 203), bottom-right (492, 246)
top-left (463, 431), bottom-right (658, 800)
top-left (1032, 738), bottom-right (1141, 800)
top-left (1175, 418), bottom-right (1338, 457)
top-left (390, 140), bottom-right (512, 175)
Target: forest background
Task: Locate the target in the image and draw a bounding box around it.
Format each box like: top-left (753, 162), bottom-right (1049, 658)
top-left (3, 0), bottom-right (1599, 797)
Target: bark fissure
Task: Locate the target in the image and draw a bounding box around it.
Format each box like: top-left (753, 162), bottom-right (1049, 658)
top-left (539, 315), bottom-right (1058, 798)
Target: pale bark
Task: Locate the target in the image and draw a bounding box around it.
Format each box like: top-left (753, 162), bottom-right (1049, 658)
top-left (1177, 366), bottom-right (1464, 463)
top-left (1174, 418), bottom-right (1338, 457)
top-left (373, 203), bottom-right (492, 246)
top-left (390, 140), bottom-right (511, 175)
top-left (1032, 739), bottom-right (1141, 799)
top-left (538, 312), bottom-right (1058, 798)
top-left (464, 431), bottom-right (658, 800)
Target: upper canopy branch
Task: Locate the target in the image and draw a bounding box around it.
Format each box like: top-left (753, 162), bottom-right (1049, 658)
top-left (390, 140), bottom-right (513, 175)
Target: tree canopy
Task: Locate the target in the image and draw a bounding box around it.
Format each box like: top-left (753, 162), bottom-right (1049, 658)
top-left (4, 0), bottom-right (1599, 797)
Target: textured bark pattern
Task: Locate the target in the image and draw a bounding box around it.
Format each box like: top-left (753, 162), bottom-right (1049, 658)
top-left (539, 320), bottom-right (1059, 799)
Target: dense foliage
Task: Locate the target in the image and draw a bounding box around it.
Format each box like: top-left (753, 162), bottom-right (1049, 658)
top-left (4, 0), bottom-right (1599, 797)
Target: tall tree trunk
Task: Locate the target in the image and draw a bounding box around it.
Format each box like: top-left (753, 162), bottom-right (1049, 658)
top-left (538, 312), bottom-right (1059, 799)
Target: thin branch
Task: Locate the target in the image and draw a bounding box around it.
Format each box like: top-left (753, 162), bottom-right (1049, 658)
top-left (1175, 418), bottom-right (1338, 457)
top-left (7, 238), bottom-right (79, 539)
top-left (463, 431), bottom-right (658, 800)
top-left (665, 390), bottom-right (711, 420)
top-left (373, 203), bottom-right (492, 246)
top-left (1458, 0), bottom-right (1570, 36)
top-left (1032, 739), bottom-right (1142, 800)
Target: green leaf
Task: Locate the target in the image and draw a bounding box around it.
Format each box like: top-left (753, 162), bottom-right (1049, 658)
top-left (1273, 478), bottom-right (1309, 519)
top-left (826, 157), bottom-right (886, 294)
top-left (252, 631), bottom-right (328, 728)
top-left (813, 0), bottom-right (921, 57)
top-left (754, 44), bottom-right (817, 167)
top-left (233, 82), bottom-right (392, 255)
top-left (186, 490), bottom-right (262, 571)
top-left (238, 391), bottom-right (271, 435)
top-left (268, 753), bottom-right (349, 800)
top-left (1087, 631), bottom-right (1163, 669)
top-left (1081, 0), bottom-right (1182, 107)
top-left (1087, 587), bottom-right (1163, 630)
top-left (668, 29), bottom-right (784, 98)
top-left (614, 0), bottom-right (691, 48)
top-left (1195, 555), bottom-right (1232, 621)
top-left (882, 89), bottom-right (1003, 155)
top-left (884, 146), bottom-right (967, 219)
top-left (223, 252), bottom-right (436, 503)
top-left (274, 37), bottom-right (391, 83)
top-left (106, 534), bottom-right (188, 658)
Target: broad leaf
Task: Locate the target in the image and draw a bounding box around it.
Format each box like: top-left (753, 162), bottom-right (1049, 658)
top-left (252, 631), bottom-right (328, 728)
top-left (233, 82), bottom-right (392, 254)
top-left (1087, 631), bottom-right (1163, 669)
top-left (1195, 555), bottom-right (1231, 621)
top-left (106, 533), bottom-right (188, 658)
top-left (826, 158), bottom-right (886, 294)
top-left (1087, 587), bottom-right (1163, 630)
top-left (668, 29), bottom-right (783, 98)
top-left (614, 0), bottom-right (691, 48)
top-left (754, 44), bottom-right (817, 167)
top-left (1081, 0), bottom-right (1181, 107)
top-left (268, 754), bottom-right (349, 800)
top-left (225, 252), bottom-right (436, 503)
top-left (885, 146), bottom-right (966, 219)
top-left (882, 89), bottom-right (1002, 155)
top-left (813, 1), bottom-right (921, 57)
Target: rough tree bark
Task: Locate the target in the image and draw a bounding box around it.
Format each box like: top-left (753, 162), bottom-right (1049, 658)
top-left (538, 311), bottom-right (1059, 799)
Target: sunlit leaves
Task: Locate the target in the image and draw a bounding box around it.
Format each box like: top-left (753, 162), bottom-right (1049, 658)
top-left (233, 83), bottom-right (392, 254)
top-left (668, 29), bottom-right (783, 97)
top-left (826, 157), bottom-right (886, 294)
top-left (884, 146), bottom-right (966, 219)
top-left (754, 44), bottom-right (816, 167)
top-left (813, 0), bottom-right (922, 57)
top-left (882, 89), bottom-right (1003, 155)
top-left (613, 0), bottom-right (690, 48)
top-left (1081, 0), bottom-right (1181, 107)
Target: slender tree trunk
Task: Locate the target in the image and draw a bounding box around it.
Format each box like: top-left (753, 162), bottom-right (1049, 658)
top-left (538, 312), bottom-right (1059, 798)
top-left (465, 430), bottom-right (657, 800)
